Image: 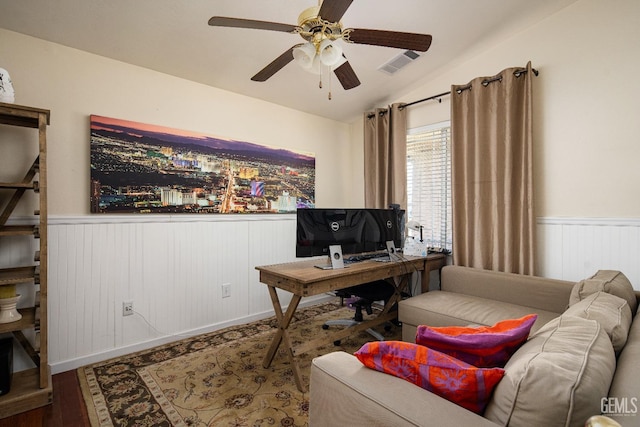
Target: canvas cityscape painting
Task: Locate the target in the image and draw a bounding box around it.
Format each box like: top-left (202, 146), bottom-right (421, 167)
top-left (90, 115), bottom-right (315, 214)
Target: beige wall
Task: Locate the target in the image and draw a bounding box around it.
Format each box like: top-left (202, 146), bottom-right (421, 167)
top-left (0, 28), bottom-right (355, 215)
top-left (355, 0), bottom-right (640, 218)
top-left (3, 0), bottom-right (639, 218)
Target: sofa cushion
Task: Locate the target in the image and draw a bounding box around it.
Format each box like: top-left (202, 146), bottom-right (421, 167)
top-left (607, 305), bottom-right (640, 425)
top-left (564, 291), bottom-right (632, 354)
top-left (354, 340), bottom-right (504, 414)
top-left (570, 270), bottom-right (637, 314)
top-left (484, 316), bottom-right (616, 427)
top-left (399, 291), bottom-right (558, 333)
top-left (310, 352), bottom-right (504, 427)
top-left (415, 314), bottom-right (537, 367)
top-left (440, 265), bottom-right (575, 314)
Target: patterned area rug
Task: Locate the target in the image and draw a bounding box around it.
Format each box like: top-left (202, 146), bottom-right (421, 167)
top-left (78, 300), bottom-right (400, 427)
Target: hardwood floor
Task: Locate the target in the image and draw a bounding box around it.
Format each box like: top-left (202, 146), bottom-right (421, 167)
top-left (0, 370), bottom-right (90, 427)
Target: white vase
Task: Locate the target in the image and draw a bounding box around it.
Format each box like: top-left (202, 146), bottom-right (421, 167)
top-left (0, 68), bottom-right (15, 104)
top-left (0, 295), bottom-right (22, 324)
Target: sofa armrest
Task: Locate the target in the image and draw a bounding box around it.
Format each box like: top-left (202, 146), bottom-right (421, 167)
top-left (440, 266), bottom-right (574, 313)
top-left (310, 351), bottom-right (500, 427)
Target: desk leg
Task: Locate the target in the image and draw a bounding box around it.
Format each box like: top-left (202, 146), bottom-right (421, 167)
top-left (420, 269), bottom-right (431, 294)
top-left (263, 286), bottom-right (306, 392)
top-left (382, 275), bottom-right (408, 315)
top-left (421, 257), bottom-right (446, 293)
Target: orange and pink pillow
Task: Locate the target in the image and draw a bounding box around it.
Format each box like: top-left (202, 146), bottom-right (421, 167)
top-left (415, 314), bottom-right (537, 368)
top-left (354, 341), bottom-right (504, 414)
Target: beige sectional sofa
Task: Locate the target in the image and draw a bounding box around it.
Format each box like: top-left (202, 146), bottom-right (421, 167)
top-left (310, 266), bottom-right (640, 427)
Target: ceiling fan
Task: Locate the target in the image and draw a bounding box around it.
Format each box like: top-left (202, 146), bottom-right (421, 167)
top-left (208, 0), bottom-right (432, 94)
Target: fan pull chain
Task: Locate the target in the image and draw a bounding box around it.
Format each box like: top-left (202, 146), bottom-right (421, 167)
top-left (316, 64), bottom-right (333, 100)
top-left (328, 66), bottom-right (333, 100)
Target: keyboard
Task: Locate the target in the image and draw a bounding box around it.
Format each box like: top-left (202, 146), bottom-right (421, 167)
top-left (344, 252), bottom-right (391, 264)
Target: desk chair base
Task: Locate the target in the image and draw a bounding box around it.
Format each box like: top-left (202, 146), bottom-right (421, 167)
top-left (323, 295), bottom-right (394, 345)
top-left (323, 319), bottom-right (386, 344)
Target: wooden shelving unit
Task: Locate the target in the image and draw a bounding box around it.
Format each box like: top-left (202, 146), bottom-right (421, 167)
top-left (0, 102), bottom-right (52, 418)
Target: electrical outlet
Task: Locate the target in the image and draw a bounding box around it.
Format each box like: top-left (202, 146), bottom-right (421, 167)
top-left (222, 283), bottom-right (231, 298)
top-left (123, 301), bottom-right (134, 316)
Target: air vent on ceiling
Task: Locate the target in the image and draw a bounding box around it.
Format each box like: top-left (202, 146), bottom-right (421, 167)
top-left (377, 50), bottom-right (421, 75)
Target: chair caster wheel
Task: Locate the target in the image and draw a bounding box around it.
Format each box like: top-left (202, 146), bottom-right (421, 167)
top-left (322, 324), bottom-right (329, 330)
top-left (333, 340), bottom-right (341, 346)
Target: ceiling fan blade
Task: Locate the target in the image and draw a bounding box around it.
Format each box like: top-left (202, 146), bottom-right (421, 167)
top-left (346, 28), bottom-right (432, 52)
top-left (318, 0), bottom-right (354, 23)
top-left (208, 16), bottom-right (297, 33)
top-left (334, 60), bottom-right (361, 90)
top-left (251, 46), bottom-right (297, 82)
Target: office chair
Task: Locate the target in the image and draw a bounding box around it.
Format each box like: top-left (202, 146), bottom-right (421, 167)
top-left (323, 280), bottom-right (397, 344)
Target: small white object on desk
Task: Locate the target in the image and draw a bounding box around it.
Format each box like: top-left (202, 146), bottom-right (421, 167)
top-left (404, 237), bottom-right (430, 256)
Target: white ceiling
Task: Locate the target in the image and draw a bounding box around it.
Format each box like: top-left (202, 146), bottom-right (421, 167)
top-left (0, 0), bottom-right (578, 123)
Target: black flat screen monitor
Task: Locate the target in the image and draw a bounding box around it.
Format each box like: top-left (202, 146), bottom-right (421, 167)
top-left (296, 208), bottom-right (405, 257)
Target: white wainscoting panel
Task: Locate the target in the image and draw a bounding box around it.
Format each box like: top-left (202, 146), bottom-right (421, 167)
top-left (247, 219), bottom-right (297, 315)
top-left (537, 217), bottom-right (640, 289)
top-left (10, 214), bottom-right (635, 373)
top-left (41, 214), bottom-right (333, 373)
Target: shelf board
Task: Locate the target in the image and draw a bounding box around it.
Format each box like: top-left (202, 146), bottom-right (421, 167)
top-left (0, 225), bottom-right (38, 237)
top-left (0, 103), bottom-right (50, 128)
top-left (0, 367), bottom-right (52, 418)
top-left (0, 308), bottom-right (35, 334)
top-left (0, 182), bottom-right (37, 190)
top-left (0, 266), bottom-right (36, 285)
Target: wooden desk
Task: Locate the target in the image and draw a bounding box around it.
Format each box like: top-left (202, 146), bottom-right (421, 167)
top-left (255, 253), bottom-right (446, 391)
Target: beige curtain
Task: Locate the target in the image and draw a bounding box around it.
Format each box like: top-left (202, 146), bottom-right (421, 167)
top-left (364, 103), bottom-right (407, 209)
top-left (451, 62), bottom-right (535, 274)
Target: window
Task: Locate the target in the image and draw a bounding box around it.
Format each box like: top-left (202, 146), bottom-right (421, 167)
top-left (406, 121), bottom-right (452, 251)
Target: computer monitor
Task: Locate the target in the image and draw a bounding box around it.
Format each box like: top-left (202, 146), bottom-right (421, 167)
top-left (295, 208), bottom-right (404, 257)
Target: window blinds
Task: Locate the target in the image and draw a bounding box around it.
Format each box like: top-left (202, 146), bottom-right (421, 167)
top-left (406, 121), bottom-right (452, 250)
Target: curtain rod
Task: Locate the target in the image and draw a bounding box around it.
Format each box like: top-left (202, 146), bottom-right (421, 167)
top-left (400, 90), bottom-right (451, 109)
top-left (399, 67), bottom-right (539, 110)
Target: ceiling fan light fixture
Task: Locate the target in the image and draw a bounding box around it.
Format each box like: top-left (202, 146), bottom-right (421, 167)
top-left (309, 55), bottom-right (323, 75)
top-left (318, 38), bottom-right (343, 66)
top-left (292, 42), bottom-right (317, 70)
top-left (293, 39), bottom-right (345, 74)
